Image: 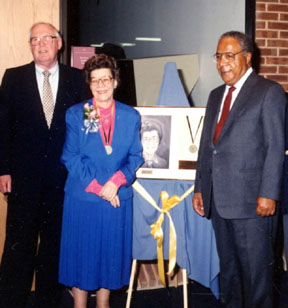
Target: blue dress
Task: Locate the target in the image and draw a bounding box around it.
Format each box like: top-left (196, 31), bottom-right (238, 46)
top-left (59, 99), bottom-right (144, 290)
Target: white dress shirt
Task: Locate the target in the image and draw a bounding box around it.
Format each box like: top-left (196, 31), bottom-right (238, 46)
top-left (217, 67), bottom-right (253, 121)
top-left (35, 63), bottom-right (59, 105)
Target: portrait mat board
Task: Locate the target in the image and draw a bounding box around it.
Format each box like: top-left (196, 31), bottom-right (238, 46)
top-left (135, 106), bottom-right (206, 180)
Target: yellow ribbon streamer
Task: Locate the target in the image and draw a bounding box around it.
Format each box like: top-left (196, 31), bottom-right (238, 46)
top-left (132, 180), bottom-right (194, 286)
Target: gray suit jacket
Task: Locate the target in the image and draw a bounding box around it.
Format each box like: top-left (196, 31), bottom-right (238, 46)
top-left (195, 71), bottom-right (286, 219)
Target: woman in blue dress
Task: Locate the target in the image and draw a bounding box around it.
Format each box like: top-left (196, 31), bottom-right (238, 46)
top-left (59, 54), bottom-right (144, 308)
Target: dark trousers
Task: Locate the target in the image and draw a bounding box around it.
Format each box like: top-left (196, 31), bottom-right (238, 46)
top-left (211, 200), bottom-right (278, 308)
top-left (0, 192), bottom-right (63, 308)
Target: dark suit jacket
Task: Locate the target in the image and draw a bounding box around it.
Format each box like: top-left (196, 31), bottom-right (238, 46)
top-left (282, 100), bottom-right (288, 214)
top-left (0, 61), bottom-right (90, 202)
top-left (195, 71), bottom-right (286, 219)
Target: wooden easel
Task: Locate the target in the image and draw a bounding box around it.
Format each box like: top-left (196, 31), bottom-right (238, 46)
top-left (125, 259), bottom-right (188, 308)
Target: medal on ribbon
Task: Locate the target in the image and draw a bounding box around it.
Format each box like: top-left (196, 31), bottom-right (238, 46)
top-left (186, 115), bottom-right (203, 153)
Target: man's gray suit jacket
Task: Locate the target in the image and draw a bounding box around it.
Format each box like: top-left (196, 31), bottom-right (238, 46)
top-left (195, 71), bottom-right (286, 219)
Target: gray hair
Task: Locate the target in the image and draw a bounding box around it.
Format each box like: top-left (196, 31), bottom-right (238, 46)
top-left (28, 22), bottom-right (60, 40)
top-left (219, 31), bottom-right (254, 54)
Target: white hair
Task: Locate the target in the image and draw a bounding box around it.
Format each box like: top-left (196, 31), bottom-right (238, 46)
top-left (28, 22), bottom-right (60, 40)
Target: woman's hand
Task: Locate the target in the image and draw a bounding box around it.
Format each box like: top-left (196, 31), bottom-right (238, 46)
top-left (100, 180), bottom-right (118, 202)
top-left (110, 195), bottom-right (120, 208)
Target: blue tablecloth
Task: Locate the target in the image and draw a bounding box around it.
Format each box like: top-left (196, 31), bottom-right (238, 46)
top-left (132, 179), bottom-right (219, 298)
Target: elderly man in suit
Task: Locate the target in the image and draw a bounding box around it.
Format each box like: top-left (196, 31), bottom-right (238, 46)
top-left (282, 104), bottom-right (288, 272)
top-left (193, 31), bottom-right (286, 308)
top-left (0, 22), bottom-right (90, 308)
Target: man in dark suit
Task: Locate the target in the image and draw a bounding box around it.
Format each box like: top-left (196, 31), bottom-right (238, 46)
top-left (193, 31), bottom-right (286, 308)
top-left (0, 22), bottom-right (90, 308)
top-left (282, 102), bottom-right (288, 272)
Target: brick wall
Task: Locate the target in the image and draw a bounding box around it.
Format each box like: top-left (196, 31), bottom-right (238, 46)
top-left (256, 0), bottom-right (288, 91)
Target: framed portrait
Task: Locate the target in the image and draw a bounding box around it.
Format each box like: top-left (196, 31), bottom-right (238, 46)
top-left (135, 106), bottom-right (206, 180)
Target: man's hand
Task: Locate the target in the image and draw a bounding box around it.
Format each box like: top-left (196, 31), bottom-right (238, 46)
top-left (0, 175), bottom-right (12, 194)
top-left (256, 197), bottom-right (276, 216)
top-left (193, 192), bottom-right (205, 216)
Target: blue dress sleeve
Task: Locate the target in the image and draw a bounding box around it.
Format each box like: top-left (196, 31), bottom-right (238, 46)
top-left (61, 106), bottom-right (96, 186)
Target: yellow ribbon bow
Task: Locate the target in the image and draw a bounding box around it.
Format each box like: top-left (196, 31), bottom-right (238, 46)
top-left (132, 180), bottom-right (194, 286)
top-left (150, 191), bottom-right (180, 286)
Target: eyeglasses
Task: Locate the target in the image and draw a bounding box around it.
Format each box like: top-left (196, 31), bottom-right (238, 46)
top-left (142, 136), bottom-right (159, 143)
top-left (213, 49), bottom-right (246, 63)
top-left (90, 76), bottom-right (113, 87)
top-left (30, 35), bottom-right (58, 46)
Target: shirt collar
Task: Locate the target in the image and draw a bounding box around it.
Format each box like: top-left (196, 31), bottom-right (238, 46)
top-left (232, 67), bottom-right (253, 90)
top-left (35, 62), bottom-right (59, 77)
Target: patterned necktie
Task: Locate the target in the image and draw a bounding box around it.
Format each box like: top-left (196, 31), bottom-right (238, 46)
top-left (213, 86), bottom-right (236, 145)
top-left (42, 70), bottom-right (54, 128)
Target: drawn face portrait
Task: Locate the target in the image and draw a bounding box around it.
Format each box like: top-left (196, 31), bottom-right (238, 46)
top-left (141, 129), bottom-right (160, 156)
top-left (139, 116), bottom-right (170, 169)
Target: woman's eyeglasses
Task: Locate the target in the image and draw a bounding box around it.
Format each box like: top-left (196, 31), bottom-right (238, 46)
top-left (90, 76), bottom-right (113, 87)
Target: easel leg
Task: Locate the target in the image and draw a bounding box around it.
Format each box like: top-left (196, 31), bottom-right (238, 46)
top-left (126, 259), bottom-right (137, 308)
top-left (183, 269), bottom-right (188, 308)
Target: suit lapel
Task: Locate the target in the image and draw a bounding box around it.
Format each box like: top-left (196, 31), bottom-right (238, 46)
top-left (216, 72), bottom-right (258, 143)
top-left (109, 101), bottom-right (122, 153)
top-left (50, 64), bottom-right (79, 132)
top-left (208, 86), bottom-right (225, 147)
top-left (51, 64), bottom-right (67, 129)
top-left (112, 101), bottom-right (119, 148)
top-left (25, 62), bottom-right (49, 131)
top-left (82, 98), bottom-right (107, 155)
